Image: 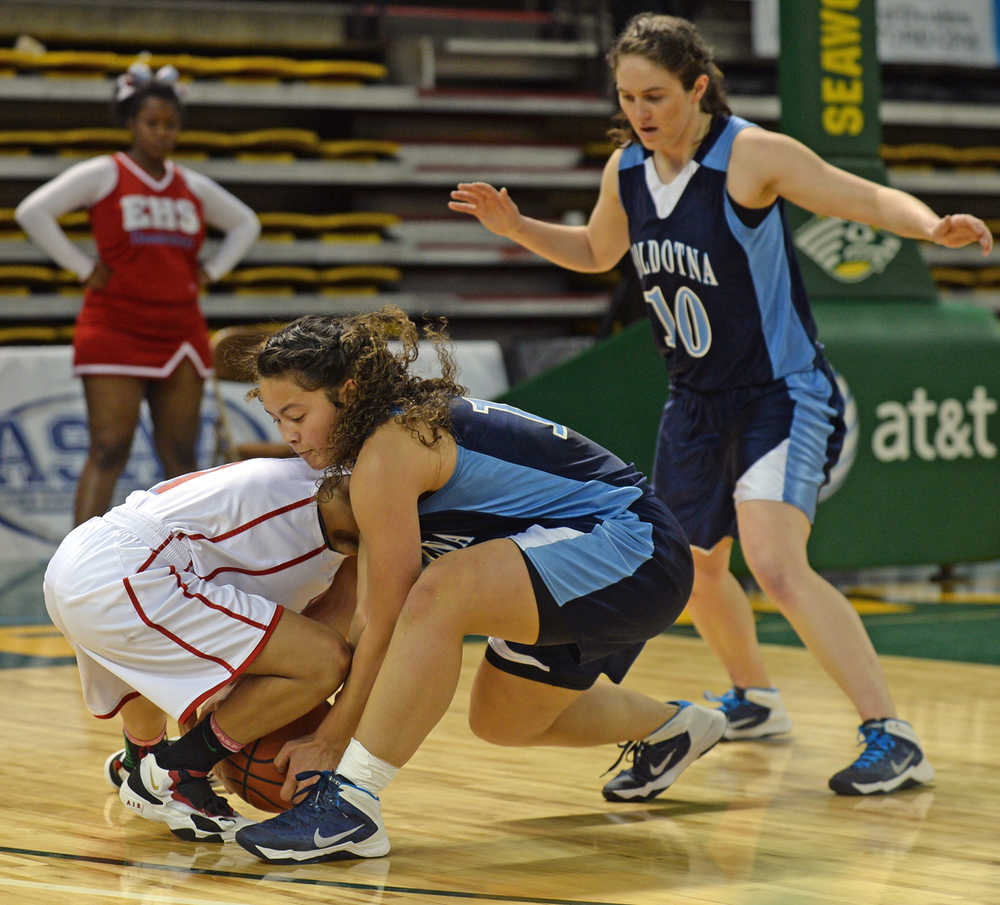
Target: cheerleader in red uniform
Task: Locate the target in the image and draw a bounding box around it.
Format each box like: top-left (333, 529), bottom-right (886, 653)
top-left (16, 62), bottom-right (260, 524)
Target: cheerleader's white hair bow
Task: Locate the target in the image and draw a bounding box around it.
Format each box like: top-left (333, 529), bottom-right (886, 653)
top-left (115, 60), bottom-right (184, 103)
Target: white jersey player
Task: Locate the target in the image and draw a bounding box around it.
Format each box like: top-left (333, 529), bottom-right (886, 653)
top-left (43, 456), bottom-right (353, 843)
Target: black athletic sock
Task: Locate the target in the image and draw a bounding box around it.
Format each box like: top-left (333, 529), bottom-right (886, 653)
top-left (121, 735), bottom-right (167, 771)
top-left (156, 715), bottom-right (229, 774)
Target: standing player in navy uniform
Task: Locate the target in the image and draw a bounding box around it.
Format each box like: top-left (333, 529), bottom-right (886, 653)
top-left (233, 306), bottom-right (725, 863)
top-left (449, 13), bottom-right (993, 795)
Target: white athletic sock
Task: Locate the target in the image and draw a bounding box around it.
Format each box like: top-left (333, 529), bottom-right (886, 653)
top-left (336, 738), bottom-right (398, 796)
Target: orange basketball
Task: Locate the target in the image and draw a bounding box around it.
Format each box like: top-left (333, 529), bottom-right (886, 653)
top-left (214, 701), bottom-right (331, 813)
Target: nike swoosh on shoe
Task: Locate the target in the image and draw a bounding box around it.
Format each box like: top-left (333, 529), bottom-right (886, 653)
top-left (646, 737), bottom-right (689, 777)
top-left (890, 751), bottom-right (916, 775)
top-left (313, 825), bottom-right (366, 847)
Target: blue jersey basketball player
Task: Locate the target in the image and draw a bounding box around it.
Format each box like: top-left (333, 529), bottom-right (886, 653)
top-left (449, 14), bottom-right (991, 797)
top-left (206, 305), bottom-right (728, 862)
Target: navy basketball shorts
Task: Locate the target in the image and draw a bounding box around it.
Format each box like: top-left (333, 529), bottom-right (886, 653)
top-left (484, 493), bottom-right (693, 690)
top-left (652, 361), bottom-right (846, 552)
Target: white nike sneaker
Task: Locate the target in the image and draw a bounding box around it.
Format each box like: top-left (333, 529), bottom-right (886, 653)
top-left (119, 751), bottom-right (254, 843)
top-left (704, 686), bottom-right (793, 740)
top-left (602, 701), bottom-right (727, 802)
top-left (104, 738), bottom-right (178, 790)
top-left (828, 718), bottom-right (934, 795)
top-left (235, 771), bottom-right (390, 863)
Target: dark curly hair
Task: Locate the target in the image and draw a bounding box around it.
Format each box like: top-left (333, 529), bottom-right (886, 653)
top-left (606, 13), bottom-right (731, 148)
top-left (249, 305), bottom-right (466, 486)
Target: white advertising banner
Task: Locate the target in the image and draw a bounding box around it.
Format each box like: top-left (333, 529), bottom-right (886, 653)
top-left (0, 341), bottom-right (508, 558)
top-left (752, 0), bottom-right (1000, 67)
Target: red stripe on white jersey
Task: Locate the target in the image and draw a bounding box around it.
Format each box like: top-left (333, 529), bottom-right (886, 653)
top-left (93, 690), bottom-right (142, 720)
top-left (196, 544), bottom-right (329, 583)
top-left (166, 567), bottom-right (272, 630)
top-left (138, 534), bottom-right (184, 573)
top-left (177, 496), bottom-right (317, 544)
top-left (123, 576), bottom-right (237, 674)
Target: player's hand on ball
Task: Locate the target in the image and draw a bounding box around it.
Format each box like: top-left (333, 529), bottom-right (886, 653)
top-left (275, 733), bottom-right (345, 803)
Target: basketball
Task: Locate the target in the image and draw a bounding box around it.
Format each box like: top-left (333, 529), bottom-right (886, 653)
top-left (214, 701), bottom-right (331, 812)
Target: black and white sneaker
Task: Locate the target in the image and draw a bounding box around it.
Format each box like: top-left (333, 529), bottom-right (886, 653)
top-left (704, 686), bottom-right (792, 740)
top-left (119, 751), bottom-right (254, 842)
top-left (828, 718), bottom-right (934, 795)
top-left (103, 736), bottom-right (177, 791)
top-left (601, 702), bottom-right (726, 802)
top-left (104, 749), bottom-right (130, 790)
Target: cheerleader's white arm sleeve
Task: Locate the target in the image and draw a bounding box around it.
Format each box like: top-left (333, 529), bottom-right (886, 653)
top-left (14, 156), bottom-right (117, 281)
top-left (183, 167), bottom-right (261, 281)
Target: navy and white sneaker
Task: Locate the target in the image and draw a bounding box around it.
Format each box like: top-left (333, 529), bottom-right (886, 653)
top-left (828, 718), bottom-right (934, 795)
top-left (119, 750), bottom-right (253, 843)
top-left (704, 686), bottom-right (792, 740)
top-left (602, 701), bottom-right (726, 802)
top-left (236, 771), bottom-right (390, 863)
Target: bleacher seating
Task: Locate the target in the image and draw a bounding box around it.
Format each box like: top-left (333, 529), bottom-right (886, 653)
top-left (0, 48), bottom-right (387, 83)
top-left (0, 0), bottom-right (998, 380)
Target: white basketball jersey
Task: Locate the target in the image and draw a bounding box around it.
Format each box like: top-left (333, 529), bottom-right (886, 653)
top-left (122, 457), bottom-right (339, 614)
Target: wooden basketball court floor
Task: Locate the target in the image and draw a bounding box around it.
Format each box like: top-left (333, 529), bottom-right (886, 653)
top-left (1, 560), bottom-right (998, 905)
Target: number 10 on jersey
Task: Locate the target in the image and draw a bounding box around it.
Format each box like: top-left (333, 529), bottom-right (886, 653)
top-left (642, 285), bottom-right (712, 358)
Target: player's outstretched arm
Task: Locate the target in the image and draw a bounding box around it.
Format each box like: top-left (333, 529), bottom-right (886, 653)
top-left (448, 152), bottom-right (630, 273)
top-left (730, 128), bottom-right (994, 256)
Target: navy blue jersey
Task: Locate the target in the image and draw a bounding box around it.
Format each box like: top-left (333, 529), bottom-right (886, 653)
top-left (618, 115), bottom-right (822, 392)
top-left (416, 398), bottom-right (684, 602)
top-left (419, 397), bottom-right (651, 548)
top-left (416, 398), bottom-right (693, 665)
